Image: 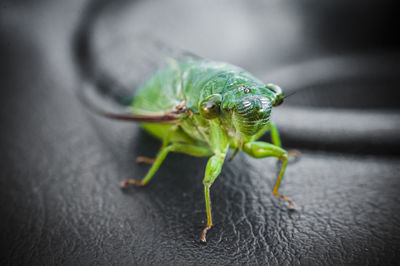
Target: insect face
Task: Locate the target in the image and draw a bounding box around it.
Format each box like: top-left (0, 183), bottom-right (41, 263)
top-left (219, 83), bottom-right (284, 137)
top-left (231, 93), bottom-right (272, 136)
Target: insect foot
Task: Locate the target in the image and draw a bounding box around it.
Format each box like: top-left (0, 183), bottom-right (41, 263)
top-left (287, 149), bottom-right (301, 164)
top-left (136, 156), bottom-right (156, 164)
top-left (121, 179), bottom-right (146, 187)
top-left (277, 149), bottom-right (301, 165)
top-left (273, 191), bottom-right (295, 210)
top-left (201, 225), bottom-right (212, 243)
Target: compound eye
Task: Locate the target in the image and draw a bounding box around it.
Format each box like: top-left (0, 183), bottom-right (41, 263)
top-left (266, 83), bottom-right (285, 106)
top-left (274, 98), bottom-right (284, 106)
top-left (199, 94), bottom-right (222, 119)
top-left (266, 83), bottom-right (279, 93)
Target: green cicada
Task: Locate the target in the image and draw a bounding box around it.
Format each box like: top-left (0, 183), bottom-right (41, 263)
top-left (84, 57), bottom-right (296, 242)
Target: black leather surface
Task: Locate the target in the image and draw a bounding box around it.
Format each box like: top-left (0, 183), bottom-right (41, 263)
top-left (1, 1), bottom-right (400, 265)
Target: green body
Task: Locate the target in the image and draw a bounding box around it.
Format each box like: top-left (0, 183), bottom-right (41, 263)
top-left (131, 60), bottom-right (279, 149)
top-left (122, 59), bottom-right (294, 242)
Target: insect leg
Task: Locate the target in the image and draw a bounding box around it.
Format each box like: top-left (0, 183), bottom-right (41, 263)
top-left (269, 122), bottom-right (282, 147)
top-left (136, 156), bottom-right (156, 164)
top-left (269, 122), bottom-right (300, 162)
top-left (249, 123), bottom-right (271, 141)
top-left (243, 141), bottom-right (295, 209)
top-left (122, 144), bottom-right (173, 187)
top-left (201, 154), bottom-right (225, 243)
top-left (249, 121), bottom-right (283, 147)
top-left (121, 143), bottom-right (213, 187)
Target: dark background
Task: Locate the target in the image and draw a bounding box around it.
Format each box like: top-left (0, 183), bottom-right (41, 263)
top-left (1, 0), bottom-right (399, 265)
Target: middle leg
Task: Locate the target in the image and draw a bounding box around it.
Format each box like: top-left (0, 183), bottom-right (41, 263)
top-left (122, 142), bottom-right (213, 187)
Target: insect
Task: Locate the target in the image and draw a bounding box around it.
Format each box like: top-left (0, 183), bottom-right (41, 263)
top-left (85, 58), bottom-right (298, 242)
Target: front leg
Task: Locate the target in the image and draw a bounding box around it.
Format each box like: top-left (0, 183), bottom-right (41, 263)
top-left (201, 154), bottom-right (225, 243)
top-left (243, 141), bottom-right (295, 209)
top-left (201, 119), bottom-right (229, 242)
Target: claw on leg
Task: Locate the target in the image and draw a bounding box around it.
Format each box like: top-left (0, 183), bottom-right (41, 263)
top-left (201, 225), bottom-right (212, 243)
top-left (273, 190), bottom-right (295, 209)
top-left (136, 156), bottom-right (156, 164)
top-left (200, 155), bottom-right (225, 243)
top-left (121, 179), bottom-right (146, 187)
top-left (287, 149), bottom-right (301, 163)
top-left (278, 149), bottom-right (300, 164)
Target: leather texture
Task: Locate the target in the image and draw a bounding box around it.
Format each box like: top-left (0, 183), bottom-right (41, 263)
top-left (1, 1), bottom-right (399, 265)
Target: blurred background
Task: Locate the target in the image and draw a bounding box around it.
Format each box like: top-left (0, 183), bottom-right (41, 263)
top-left (1, 0), bottom-right (399, 265)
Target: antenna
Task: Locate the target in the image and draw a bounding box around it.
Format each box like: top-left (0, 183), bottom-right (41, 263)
top-left (284, 91), bottom-right (297, 99)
